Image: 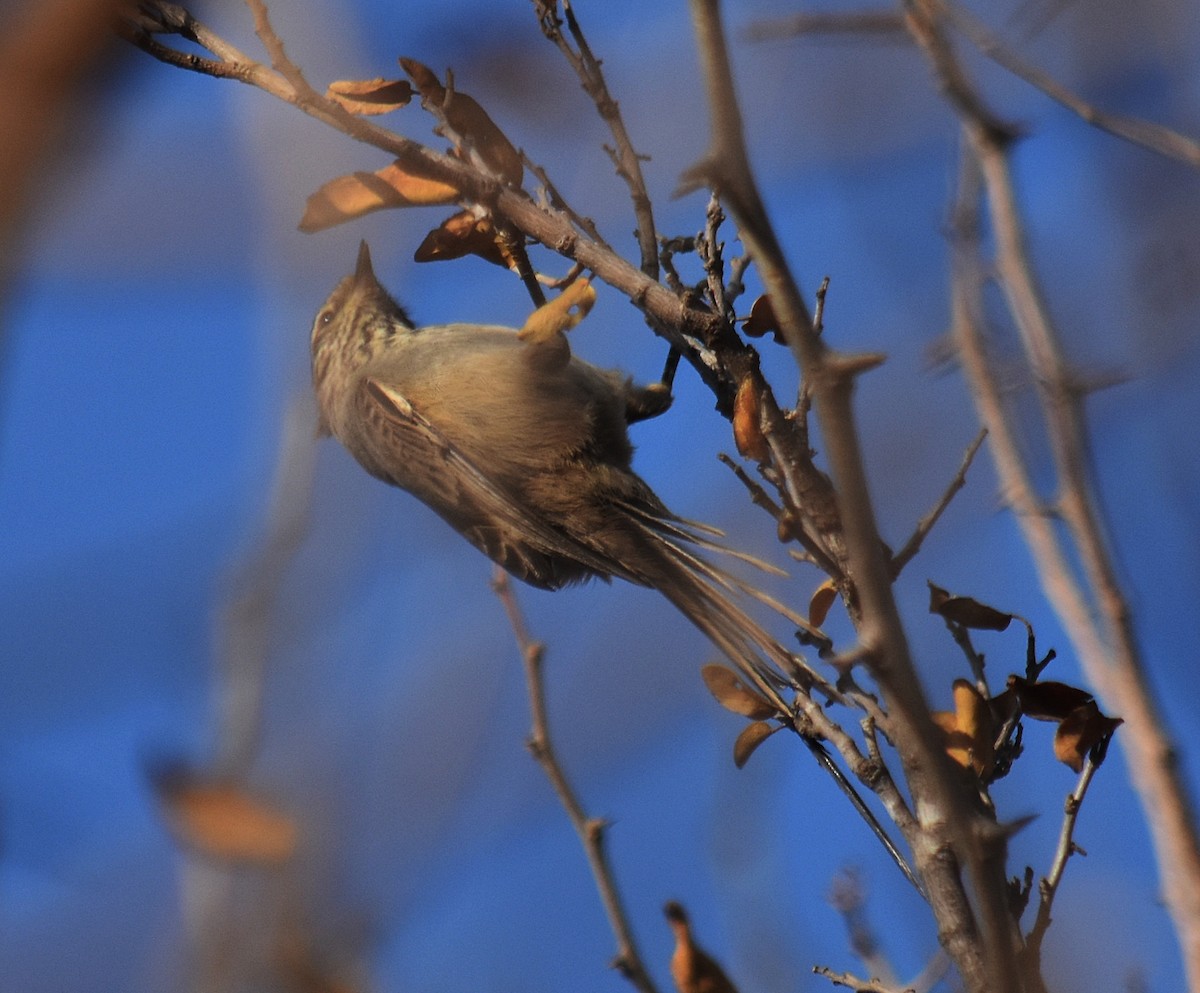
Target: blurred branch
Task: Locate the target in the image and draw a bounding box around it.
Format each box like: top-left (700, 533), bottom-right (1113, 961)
top-left (935, 18), bottom-right (1200, 986)
top-left (829, 869), bottom-right (900, 987)
top-left (891, 427), bottom-right (987, 576)
top-left (492, 569), bottom-right (660, 993)
top-left (214, 398), bottom-right (317, 776)
top-left (940, 0), bottom-right (1200, 169)
top-left (744, 10), bottom-right (907, 42)
top-left (686, 4), bottom-right (1021, 991)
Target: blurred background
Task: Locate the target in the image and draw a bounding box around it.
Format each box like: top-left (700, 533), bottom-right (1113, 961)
top-left (1, 0), bottom-right (1198, 990)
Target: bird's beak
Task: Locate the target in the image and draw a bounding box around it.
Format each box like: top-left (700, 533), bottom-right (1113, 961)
top-left (355, 240), bottom-right (375, 282)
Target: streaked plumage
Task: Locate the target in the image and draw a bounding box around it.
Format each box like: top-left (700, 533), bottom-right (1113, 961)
top-left (310, 242), bottom-right (803, 690)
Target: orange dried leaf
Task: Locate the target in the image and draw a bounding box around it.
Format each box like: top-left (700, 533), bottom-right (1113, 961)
top-left (808, 579), bottom-right (838, 628)
top-left (326, 77), bottom-right (414, 114)
top-left (928, 582), bottom-right (1013, 631)
top-left (155, 772), bottom-right (297, 865)
top-left (952, 679), bottom-right (994, 776)
top-left (399, 57), bottom-right (522, 184)
top-left (299, 162), bottom-right (459, 233)
top-left (1054, 701), bottom-right (1123, 772)
top-left (932, 709), bottom-right (972, 769)
top-left (734, 721), bottom-right (779, 768)
top-left (520, 279), bottom-right (597, 342)
top-left (1008, 677), bottom-right (1094, 722)
top-left (413, 210), bottom-right (512, 268)
top-left (701, 663), bottom-right (776, 719)
top-left (732, 378), bottom-right (770, 461)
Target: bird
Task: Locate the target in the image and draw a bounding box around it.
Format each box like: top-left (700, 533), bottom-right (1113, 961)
top-left (664, 901), bottom-right (741, 993)
top-left (309, 241), bottom-right (810, 700)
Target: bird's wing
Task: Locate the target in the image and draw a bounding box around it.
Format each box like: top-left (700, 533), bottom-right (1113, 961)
top-left (355, 376), bottom-right (630, 590)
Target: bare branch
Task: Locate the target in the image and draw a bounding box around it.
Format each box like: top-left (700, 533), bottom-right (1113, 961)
top-left (891, 427), bottom-right (987, 576)
top-left (688, 5), bottom-right (1019, 989)
top-left (812, 964), bottom-right (912, 993)
top-left (214, 398), bottom-right (317, 776)
top-left (492, 569), bottom-right (660, 993)
top-left (533, 0), bottom-right (659, 278)
top-left (941, 0), bottom-right (1200, 168)
top-left (745, 10), bottom-right (907, 43)
top-left (1020, 745), bottom-right (1108, 980)
top-left (917, 0), bottom-right (1200, 976)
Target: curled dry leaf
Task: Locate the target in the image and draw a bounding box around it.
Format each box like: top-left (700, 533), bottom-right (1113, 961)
top-left (299, 161), bottom-right (459, 233)
top-left (928, 581), bottom-right (1014, 631)
top-left (152, 767), bottom-right (297, 865)
top-left (734, 721), bottom-right (780, 768)
top-left (933, 679), bottom-right (994, 776)
top-left (519, 279), bottom-right (597, 343)
top-left (326, 77), bottom-right (414, 114)
top-left (1007, 676), bottom-right (1094, 722)
top-left (413, 210), bottom-right (514, 268)
top-left (700, 663), bottom-right (776, 719)
top-left (399, 57), bottom-right (523, 184)
top-left (732, 377), bottom-right (770, 461)
top-left (741, 294), bottom-right (784, 344)
top-left (808, 579), bottom-right (838, 628)
top-left (1054, 701), bottom-right (1123, 773)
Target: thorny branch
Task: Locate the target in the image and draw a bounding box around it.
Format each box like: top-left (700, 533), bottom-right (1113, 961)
top-left (687, 3), bottom-right (1020, 991)
top-left (923, 0), bottom-right (1200, 984)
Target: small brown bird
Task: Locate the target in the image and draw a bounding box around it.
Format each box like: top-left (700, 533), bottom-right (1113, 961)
top-left (664, 901), bottom-right (741, 993)
top-left (309, 242), bottom-right (804, 691)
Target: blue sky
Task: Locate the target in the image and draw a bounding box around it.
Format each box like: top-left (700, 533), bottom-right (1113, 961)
top-left (1, 1), bottom-right (1199, 990)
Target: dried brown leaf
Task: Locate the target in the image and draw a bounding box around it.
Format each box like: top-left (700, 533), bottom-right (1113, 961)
top-left (413, 210), bottom-right (513, 268)
top-left (399, 57), bottom-right (523, 184)
top-left (808, 579), bottom-right (838, 628)
top-left (1008, 676), bottom-right (1094, 722)
top-left (1054, 701), bottom-right (1123, 772)
top-left (154, 770), bottom-right (297, 865)
top-left (928, 582), bottom-right (1013, 631)
top-left (742, 294), bottom-right (783, 343)
top-left (299, 161), bottom-right (459, 232)
top-left (700, 663), bottom-right (776, 719)
top-left (734, 721), bottom-right (779, 768)
top-left (326, 77), bottom-right (413, 114)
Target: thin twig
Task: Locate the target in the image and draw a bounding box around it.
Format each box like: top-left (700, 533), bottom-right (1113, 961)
top-left (812, 965), bottom-right (913, 993)
top-left (491, 569), bottom-right (659, 993)
top-left (533, 0), bottom-right (659, 278)
top-left (891, 427), bottom-right (987, 576)
top-left (940, 0), bottom-right (1200, 169)
top-left (830, 868), bottom-right (901, 987)
top-left (744, 11), bottom-right (908, 43)
top-left (1021, 747), bottom-right (1106, 975)
top-left (698, 194), bottom-right (733, 323)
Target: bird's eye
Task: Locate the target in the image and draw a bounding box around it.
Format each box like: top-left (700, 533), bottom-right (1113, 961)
top-left (318, 308), bottom-right (334, 326)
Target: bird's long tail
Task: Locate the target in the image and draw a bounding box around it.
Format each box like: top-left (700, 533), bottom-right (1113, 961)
top-left (619, 502), bottom-right (924, 894)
